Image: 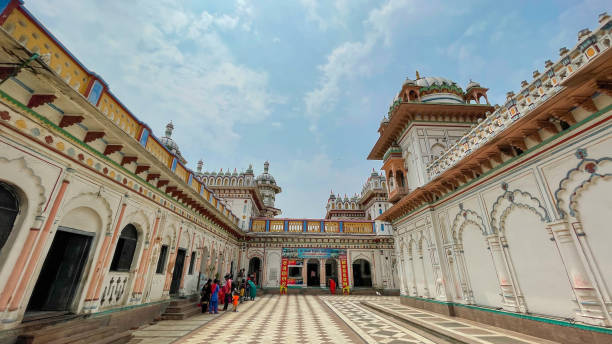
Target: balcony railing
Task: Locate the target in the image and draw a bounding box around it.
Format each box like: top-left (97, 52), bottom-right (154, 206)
top-left (388, 186), bottom-right (409, 202)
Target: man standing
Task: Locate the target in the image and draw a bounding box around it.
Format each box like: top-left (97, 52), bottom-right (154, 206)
top-left (223, 274), bottom-right (232, 311)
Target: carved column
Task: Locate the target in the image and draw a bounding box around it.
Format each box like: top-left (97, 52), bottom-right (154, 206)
top-left (499, 235), bottom-right (528, 313)
top-left (486, 234), bottom-right (520, 311)
top-left (418, 252), bottom-right (430, 298)
top-left (452, 243), bottom-right (473, 303)
top-left (322, 259), bottom-right (328, 288)
top-left (548, 220), bottom-right (611, 326)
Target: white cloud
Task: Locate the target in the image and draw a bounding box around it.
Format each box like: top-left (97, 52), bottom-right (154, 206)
top-left (27, 0), bottom-right (279, 164)
top-left (303, 0), bottom-right (413, 128)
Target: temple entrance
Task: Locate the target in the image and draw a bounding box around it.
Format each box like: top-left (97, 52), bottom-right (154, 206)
top-left (169, 249), bottom-right (186, 295)
top-left (248, 257), bottom-right (261, 286)
top-left (306, 260), bottom-right (320, 287)
top-left (352, 259), bottom-right (372, 287)
top-left (27, 228), bottom-right (92, 312)
top-left (325, 259), bottom-right (338, 288)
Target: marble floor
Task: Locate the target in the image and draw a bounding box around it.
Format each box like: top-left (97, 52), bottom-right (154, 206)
top-left (133, 295), bottom-right (559, 344)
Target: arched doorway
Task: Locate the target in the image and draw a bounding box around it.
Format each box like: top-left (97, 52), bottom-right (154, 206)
top-left (248, 257), bottom-right (261, 287)
top-left (0, 182), bottom-right (19, 252)
top-left (306, 259), bottom-right (320, 287)
top-left (325, 259), bottom-right (338, 288)
top-left (352, 259), bottom-right (372, 287)
top-left (28, 207), bottom-right (98, 312)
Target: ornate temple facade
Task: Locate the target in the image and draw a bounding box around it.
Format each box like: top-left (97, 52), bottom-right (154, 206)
top-left (0, 0), bottom-right (398, 333)
top-left (369, 12), bottom-right (612, 341)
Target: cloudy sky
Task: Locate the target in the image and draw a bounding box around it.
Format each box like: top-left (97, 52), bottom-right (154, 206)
top-left (28, 0), bottom-right (608, 218)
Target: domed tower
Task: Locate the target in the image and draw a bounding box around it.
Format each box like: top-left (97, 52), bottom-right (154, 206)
top-left (160, 122), bottom-right (187, 164)
top-left (255, 161), bottom-right (282, 213)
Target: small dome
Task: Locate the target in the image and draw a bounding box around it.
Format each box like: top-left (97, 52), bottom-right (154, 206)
top-left (414, 76), bottom-right (464, 104)
top-left (160, 122), bottom-right (186, 163)
top-left (403, 77), bottom-right (416, 86)
top-left (255, 161), bottom-right (277, 185)
top-left (466, 79), bottom-right (481, 91)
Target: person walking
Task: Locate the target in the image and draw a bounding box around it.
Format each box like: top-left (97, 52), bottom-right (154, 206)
top-left (200, 279), bottom-right (212, 313)
top-left (223, 274), bottom-right (232, 311)
top-left (247, 279), bottom-right (257, 301)
top-left (245, 278), bottom-right (251, 301)
top-left (329, 278), bottom-right (336, 295)
top-left (209, 279), bottom-right (220, 314)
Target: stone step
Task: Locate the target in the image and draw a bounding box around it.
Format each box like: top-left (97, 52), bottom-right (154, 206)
top-left (46, 327), bottom-right (126, 344)
top-left (161, 304), bottom-right (201, 320)
top-left (18, 318), bottom-right (109, 344)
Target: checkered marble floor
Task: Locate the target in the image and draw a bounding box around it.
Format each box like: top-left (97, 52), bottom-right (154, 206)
top-left (362, 298), bottom-right (557, 344)
top-left (322, 296), bottom-right (436, 344)
top-left (175, 295), bottom-right (558, 344)
top-left (179, 294), bottom-right (362, 344)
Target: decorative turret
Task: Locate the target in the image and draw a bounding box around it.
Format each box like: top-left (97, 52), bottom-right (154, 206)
top-left (160, 121), bottom-right (186, 164)
top-left (197, 159), bottom-right (203, 173)
top-left (464, 79), bottom-right (489, 104)
top-left (255, 161), bottom-right (282, 209)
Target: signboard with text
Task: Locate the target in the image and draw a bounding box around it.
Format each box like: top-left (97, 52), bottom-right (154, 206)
top-left (282, 248), bottom-right (347, 259)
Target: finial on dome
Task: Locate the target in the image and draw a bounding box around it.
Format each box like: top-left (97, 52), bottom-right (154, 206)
top-left (416, 70), bottom-right (420, 79)
top-left (165, 121), bottom-right (174, 137)
top-left (197, 159), bottom-right (203, 172)
top-left (264, 161), bottom-right (269, 173)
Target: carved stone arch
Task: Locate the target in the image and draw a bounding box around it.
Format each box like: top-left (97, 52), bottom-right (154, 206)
top-left (60, 191), bottom-right (113, 234)
top-left (179, 227), bottom-right (191, 249)
top-left (0, 157), bottom-right (46, 215)
top-left (554, 156), bottom-right (612, 219)
top-left (123, 208), bottom-right (151, 240)
top-left (490, 189), bottom-right (549, 234)
top-left (351, 252), bottom-right (371, 264)
top-left (451, 208), bottom-right (487, 243)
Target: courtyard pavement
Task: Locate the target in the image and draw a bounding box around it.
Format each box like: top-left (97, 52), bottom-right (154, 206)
top-left (134, 295), bottom-right (558, 344)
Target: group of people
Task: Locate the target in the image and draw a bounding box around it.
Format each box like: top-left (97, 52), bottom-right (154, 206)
top-left (200, 272), bottom-right (257, 314)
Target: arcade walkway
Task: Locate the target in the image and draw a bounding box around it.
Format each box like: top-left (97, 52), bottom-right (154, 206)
top-left (164, 295), bottom-right (557, 344)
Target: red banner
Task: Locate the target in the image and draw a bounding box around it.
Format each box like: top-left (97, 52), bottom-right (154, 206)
top-left (280, 258), bottom-right (289, 294)
top-left (340, 258), bottom-right (350, 294)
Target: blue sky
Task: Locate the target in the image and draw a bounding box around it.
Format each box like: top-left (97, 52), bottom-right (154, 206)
top-left (27, 0), bottom-right (608, 218)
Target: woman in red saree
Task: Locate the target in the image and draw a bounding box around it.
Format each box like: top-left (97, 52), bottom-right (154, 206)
top-left (329, 278), bottom-right (336, 295)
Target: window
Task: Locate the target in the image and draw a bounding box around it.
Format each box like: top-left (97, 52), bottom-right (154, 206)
top-left (110, 224), bottom-right (138, 272)
top-left (0, 182), bottom-right (19, 251)
top-left (156, 245), bottom-right (169, 274)
top-left (188, 251), bottom-right (196, 274)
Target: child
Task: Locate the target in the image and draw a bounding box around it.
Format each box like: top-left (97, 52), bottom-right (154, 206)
top-left (232, 289), bottom-right (240, 312)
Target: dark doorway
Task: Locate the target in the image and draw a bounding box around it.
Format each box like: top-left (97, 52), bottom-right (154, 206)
top-left (325, 259), bottom-right (338, 288)
top-left (0, 182), bottom-right (19, 252)
top-left (27, 229), bottom-right (92, 312)
top-left (248, 257), bottom-right (261, 287)
top-left (307, 261), bottom-right (319, 287)
top-left (170, 249), bottom-right (186, 295)
top-left (352, 259), bottom-right (372, 287)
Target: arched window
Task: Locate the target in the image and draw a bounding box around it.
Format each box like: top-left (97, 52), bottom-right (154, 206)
top-left (0, 182), bottom-right (19, 251)
top-left (110, 224), bottom-right (138, 272)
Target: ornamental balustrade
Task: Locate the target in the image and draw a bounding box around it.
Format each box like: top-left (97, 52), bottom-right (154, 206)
top-left (425, 23), bottom-right (611, 180)
top-left (249, 218), bottom-right (375, 234)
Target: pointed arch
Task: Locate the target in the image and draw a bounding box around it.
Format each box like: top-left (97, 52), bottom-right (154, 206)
top-left (490, 189), bottom-right (549, 234)
top-left (451, 207), bottom-right (487, 242)
top-left (554, 156), bottom-right (612, 218)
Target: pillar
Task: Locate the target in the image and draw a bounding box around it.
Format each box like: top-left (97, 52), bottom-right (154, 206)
top-left (320, 259), bottom-right (326, 288)
top-left (418, 252), bottom-right (431, 298)
top-left (179, 232), bottom-right (196, 292)
top-left (6, 174), bottom-right (71, 313)
top-left (92, 199), bottom-right (129, 301)
top-left (549, 220), bottom-right (611, 326)
top-left (486, 234), bottom-right (520, 312)
top-left (133, 213), bottom-right (161, 296)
